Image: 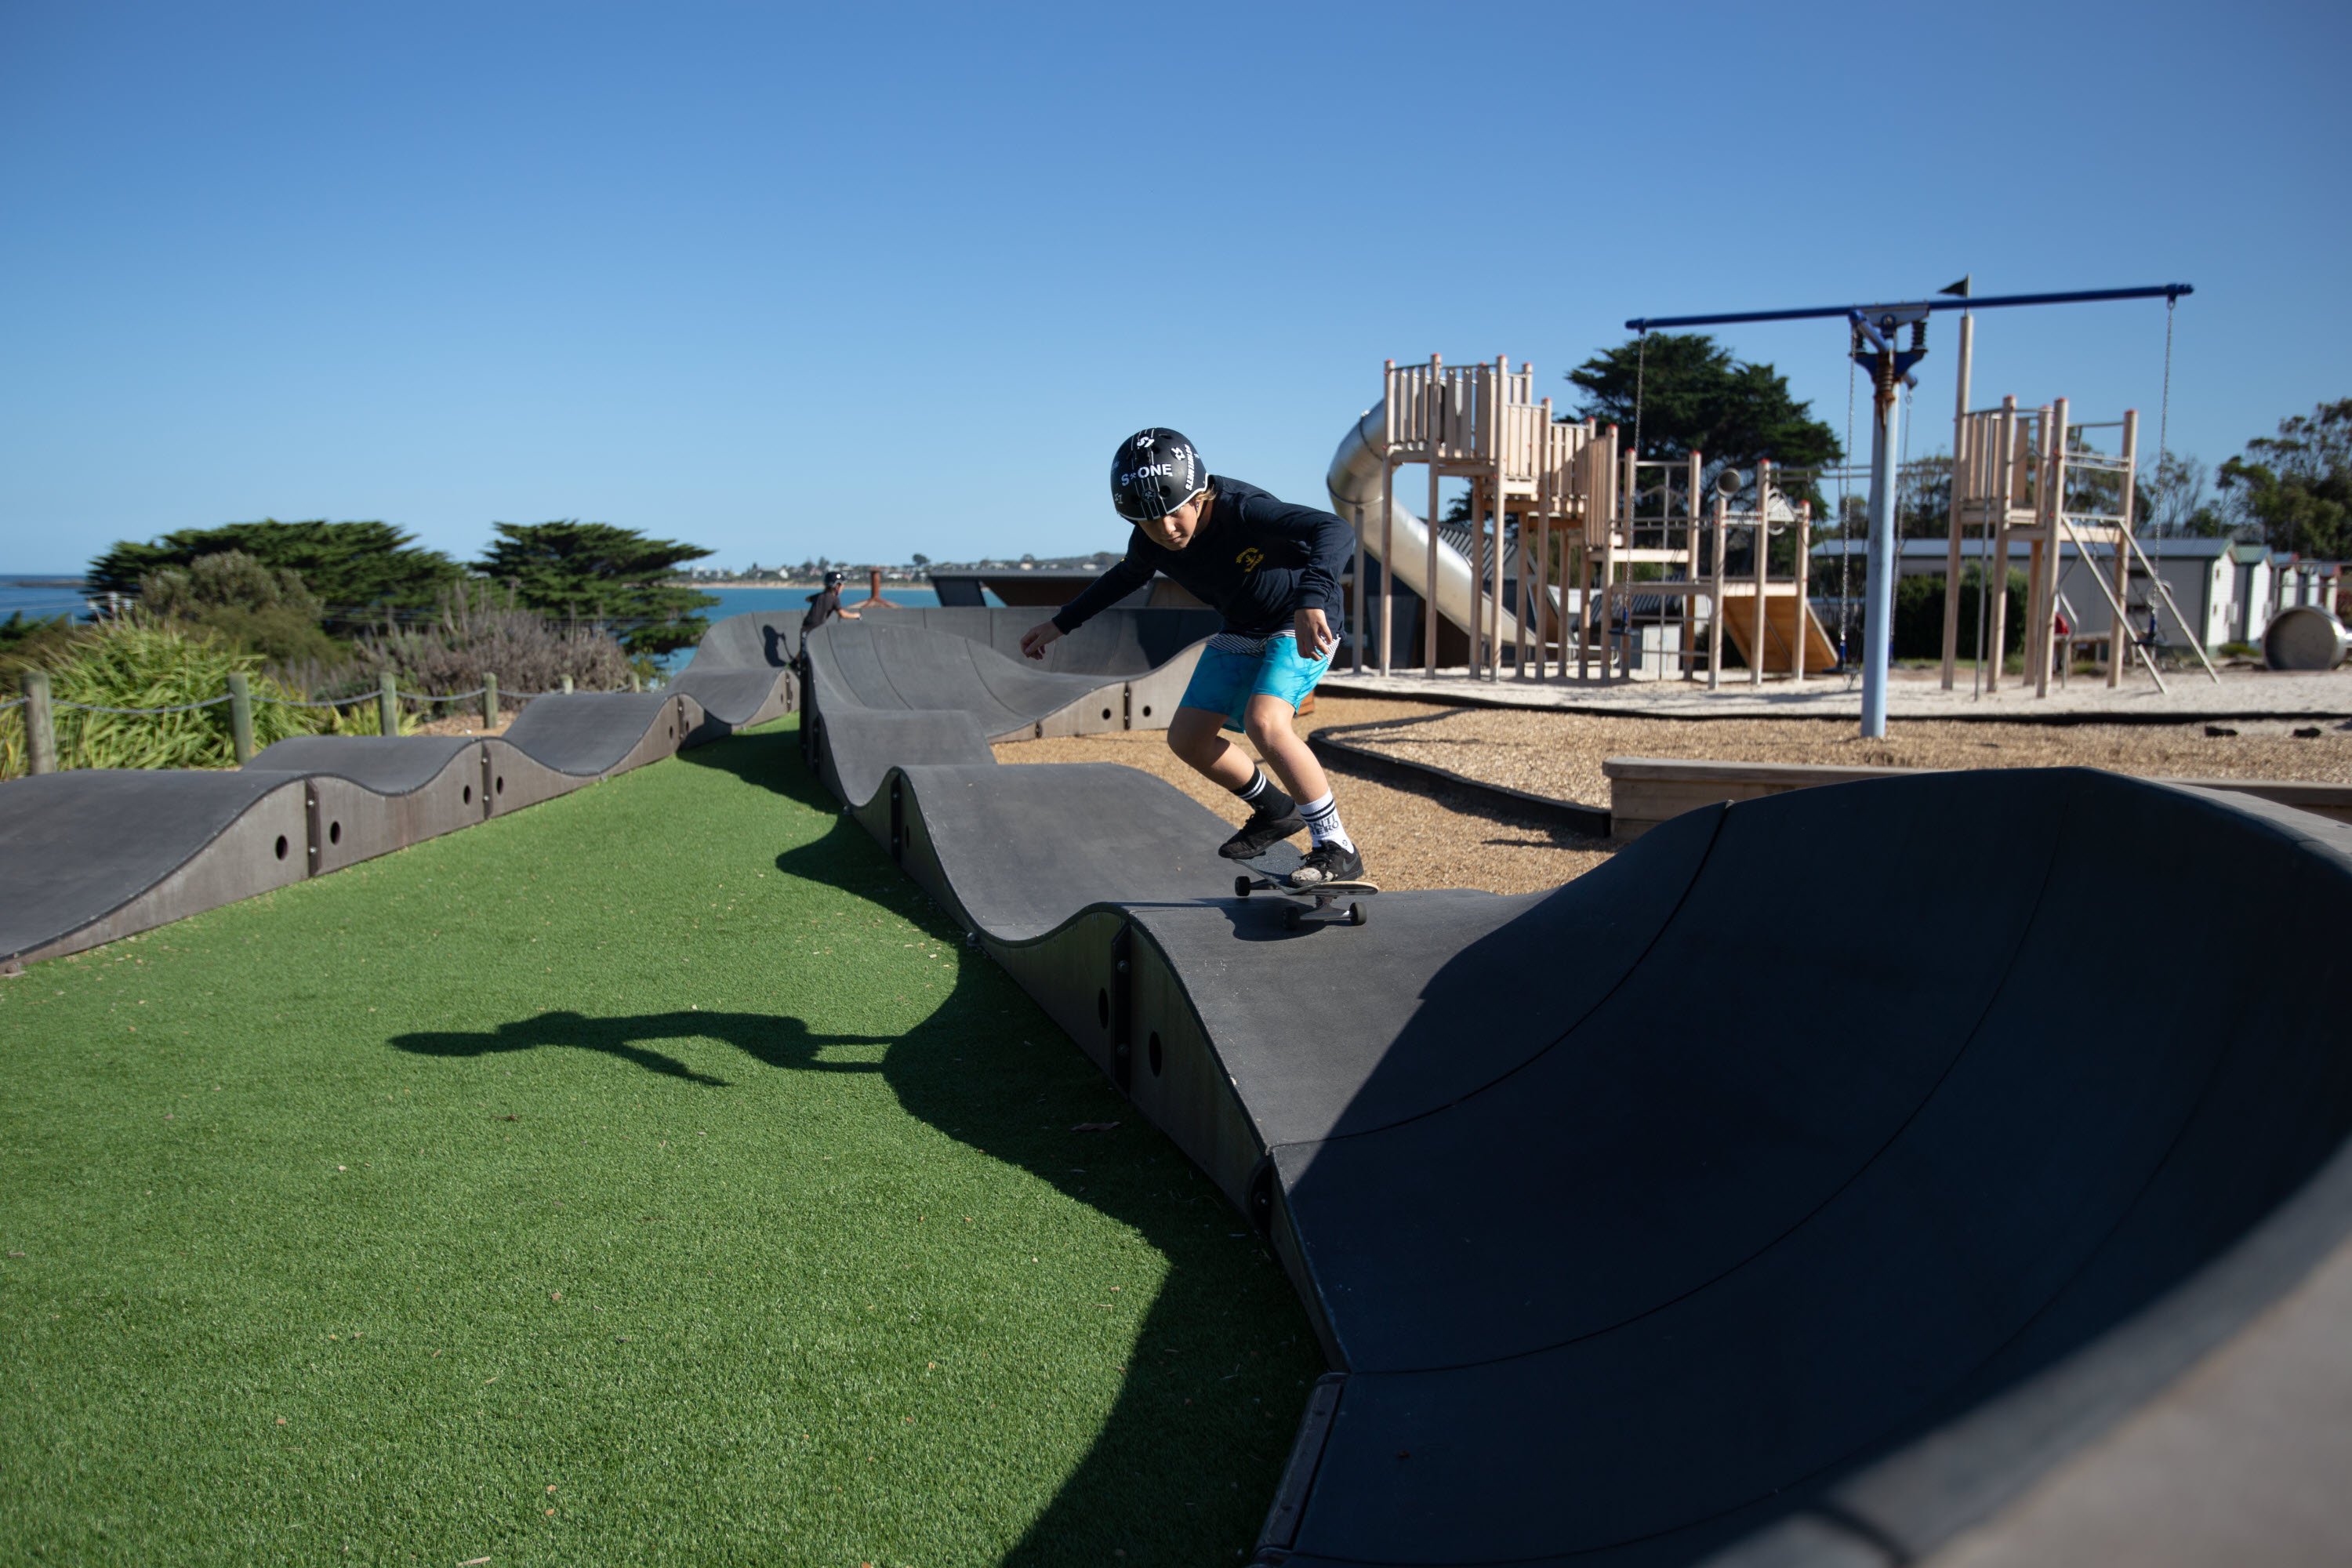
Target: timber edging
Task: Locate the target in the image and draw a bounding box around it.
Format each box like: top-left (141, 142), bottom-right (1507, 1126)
top-left (1604, 754), bottom-right (2352, 838)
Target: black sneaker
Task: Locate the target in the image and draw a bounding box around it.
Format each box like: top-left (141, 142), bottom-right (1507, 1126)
top-left (1287, 841), bottom-right (1364, 888)
top-left (1219, 799), bottom-right (1306, 861)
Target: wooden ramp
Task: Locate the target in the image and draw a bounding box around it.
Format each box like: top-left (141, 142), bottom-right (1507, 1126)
top-left (1719, 591), bottom-right (1839, 673)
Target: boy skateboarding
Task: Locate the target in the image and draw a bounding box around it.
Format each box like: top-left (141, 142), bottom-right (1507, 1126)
top-left (1021, 428), bottom-right (1365, 890)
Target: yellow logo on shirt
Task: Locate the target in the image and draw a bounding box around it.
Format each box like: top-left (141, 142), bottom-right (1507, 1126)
top-left (1236, 546), bottom-right (1264, 573)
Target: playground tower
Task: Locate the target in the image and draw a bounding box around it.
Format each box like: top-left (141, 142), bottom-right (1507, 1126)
top-left (1944, 397), bottom-right (2216, 695)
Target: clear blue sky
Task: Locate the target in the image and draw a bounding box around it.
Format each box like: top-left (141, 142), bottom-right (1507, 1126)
top-left (3, 0), bottom-right (2345, 575)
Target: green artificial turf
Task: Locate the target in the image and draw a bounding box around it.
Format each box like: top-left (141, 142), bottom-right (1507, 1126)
top-left (0, 717), bottom-right (1323, 1565)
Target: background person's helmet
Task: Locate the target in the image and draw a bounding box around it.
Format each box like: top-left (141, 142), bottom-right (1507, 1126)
top-left (1111, 428), bottom-right (1208, 522)
top-left (823, 569), bottom-right (844, 587)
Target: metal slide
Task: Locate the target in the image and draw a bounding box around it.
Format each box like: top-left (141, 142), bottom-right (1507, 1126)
top-left (1326, 402), bottom-right (1523, 651)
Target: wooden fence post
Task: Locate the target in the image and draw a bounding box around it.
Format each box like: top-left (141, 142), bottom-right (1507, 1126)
top-left (378, 670), bottom-right (399, 738)
top-left (561, 674), bottom-right (575, 695)
top-left (227, 672), bottom-right (253, 764)
top-left (483, 673), bottom-right (499, 730)
top-left (20, 670), bottom-right (56, 775)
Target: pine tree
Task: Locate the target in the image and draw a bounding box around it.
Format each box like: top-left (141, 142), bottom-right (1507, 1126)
top-left (476, 521), bottom-right (717, 656)
top-left (87, 521), bottom-right (460, 618)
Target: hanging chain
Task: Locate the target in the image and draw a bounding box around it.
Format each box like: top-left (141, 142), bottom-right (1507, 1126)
top-left (1839, 344), bottom-right (1857, 662)
top-left (1632, 328), bottom-right (1647, 463)
top-left (2157, 296), bottom-right (2177, 526)
top-left (1899, 376), bottom-right (1914, 537)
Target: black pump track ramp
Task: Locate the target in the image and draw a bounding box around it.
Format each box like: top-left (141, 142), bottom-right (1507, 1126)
top-left (0, 624), bottom-right (798, 966)
top-left (801, 610), bottom-right (2352, 1567)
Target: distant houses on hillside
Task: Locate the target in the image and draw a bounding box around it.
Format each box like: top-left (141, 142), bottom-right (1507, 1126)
top-left (677, 551), bottom-right (1120, 586)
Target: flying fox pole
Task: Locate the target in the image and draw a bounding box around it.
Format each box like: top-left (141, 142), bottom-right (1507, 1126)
top-left (1842, 307), bottom-right (1928, 736)
top-left (1857, 324), bottom-right (1908, 737)
top-left (1624, 281), bottom-right (2191, 737)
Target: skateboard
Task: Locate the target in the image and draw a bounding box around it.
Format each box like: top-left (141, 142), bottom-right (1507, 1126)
top-left (1233, 873), bottom-right (1379, 930)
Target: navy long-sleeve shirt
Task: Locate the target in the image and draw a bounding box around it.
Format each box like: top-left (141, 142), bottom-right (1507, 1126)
top-left (1049, 477), bottom-right (1352, 638)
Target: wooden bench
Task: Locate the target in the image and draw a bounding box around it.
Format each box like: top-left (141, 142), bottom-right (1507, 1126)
top-left (1604, 756), bottom-right (2352, 838)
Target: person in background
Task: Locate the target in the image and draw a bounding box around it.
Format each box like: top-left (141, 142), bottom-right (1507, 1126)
top-left (800, 568), bottom-right (860, 652)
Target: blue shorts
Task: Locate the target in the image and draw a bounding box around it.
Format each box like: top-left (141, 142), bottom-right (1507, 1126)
top-left (1178, 633), bottom-right (1332, 732)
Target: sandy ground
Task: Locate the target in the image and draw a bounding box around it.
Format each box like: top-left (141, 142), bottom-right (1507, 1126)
top-left (991, 697), bottom-right (1616, 895)
top-left (1330, 707), bottom-right (2352, 810)
top-left (992, 695), bottom-right (2352, 895)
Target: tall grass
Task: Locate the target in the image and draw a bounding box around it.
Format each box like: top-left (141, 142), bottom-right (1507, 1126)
top-left (0, 581), bottom-right (632, 779)
top-left (0, 619), bottom-right (398, 779)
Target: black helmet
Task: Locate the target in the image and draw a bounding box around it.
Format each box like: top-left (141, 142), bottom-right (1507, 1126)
top-left (823, 569), bottom-right (844, 587)
top-left (1111, 428), bottom-right (1208, 522)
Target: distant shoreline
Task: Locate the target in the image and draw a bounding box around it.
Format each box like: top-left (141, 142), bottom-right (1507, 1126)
top-left (664, 581), bottom-right (964, 595)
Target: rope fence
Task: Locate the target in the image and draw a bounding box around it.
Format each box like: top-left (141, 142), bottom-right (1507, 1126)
top-left (54, 695), bottom-right (233, 714)
top-left (264, 687), bottom-right (504, 709)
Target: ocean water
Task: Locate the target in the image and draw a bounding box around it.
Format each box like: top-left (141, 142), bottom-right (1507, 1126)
top-left (656, 583), bottom-right (1007, 673)
top-left (0, 579), bottom-right (96, 623)
top-left (689, 584), bottom-right (965, 620)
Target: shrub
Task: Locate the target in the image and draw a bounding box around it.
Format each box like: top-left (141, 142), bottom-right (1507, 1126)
top-left (1892, 569), bottom-right (2027, 661)
top-left (0, 612), bottom-right (78, 672)
top-left (139, 550), bottom-right (343, 668)
top-left (345, 578), bottom-right (635, 702)
top-left (0, 618), bottom-right (319, 777)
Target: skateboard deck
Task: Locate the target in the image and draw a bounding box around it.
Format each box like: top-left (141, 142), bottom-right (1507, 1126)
top-left (1233, 873), bottom-right (1379, 928)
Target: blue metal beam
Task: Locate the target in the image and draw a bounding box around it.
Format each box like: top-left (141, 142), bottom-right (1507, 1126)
top-left (1624, 283), bottom-right (2192, 333)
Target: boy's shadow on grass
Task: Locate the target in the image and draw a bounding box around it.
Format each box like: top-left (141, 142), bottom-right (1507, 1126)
top-left (388, 1010), bottom-right (890, 1087)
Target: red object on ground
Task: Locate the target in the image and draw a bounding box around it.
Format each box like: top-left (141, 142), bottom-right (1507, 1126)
top-left (853, 568), bottom-right (898, 609)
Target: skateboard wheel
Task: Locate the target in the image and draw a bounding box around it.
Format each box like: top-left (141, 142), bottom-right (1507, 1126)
top-left (1234, 874), bottom-right (1253, 898)
top-left (1283, 905), bottom-right (1303, 931)
top-left (1348, 902), bottom-right (1367, 926)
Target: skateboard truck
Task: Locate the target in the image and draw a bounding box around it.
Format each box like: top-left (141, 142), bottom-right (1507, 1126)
top-left (1234, 873), bottom-right (1375, 930)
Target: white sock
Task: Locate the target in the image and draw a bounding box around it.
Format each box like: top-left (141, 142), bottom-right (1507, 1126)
top-left (1298, 791), bottom-right (1354, 853)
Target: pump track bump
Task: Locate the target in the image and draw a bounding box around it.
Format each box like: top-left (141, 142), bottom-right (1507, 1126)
top-left (5, 602), bottom-right (2352, 1564)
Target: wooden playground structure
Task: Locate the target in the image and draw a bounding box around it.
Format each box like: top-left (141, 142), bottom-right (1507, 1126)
top-left (1360, 355), bottom-right (1577, 681)
top-left (1351, 355), bottom-right (1833, 685)
top-left (1347, 347), bottom-right (2213, 697)
top-left (1942, 392), bottom-right (2217, 696)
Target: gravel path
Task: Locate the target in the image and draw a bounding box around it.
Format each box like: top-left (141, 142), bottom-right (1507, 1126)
top-left (991, 697), bottom-right (1614, 895)
top-left (994, 694), bottom-right (2350, 897)
top-left (1330, 707), bottom-right (2352, 810)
